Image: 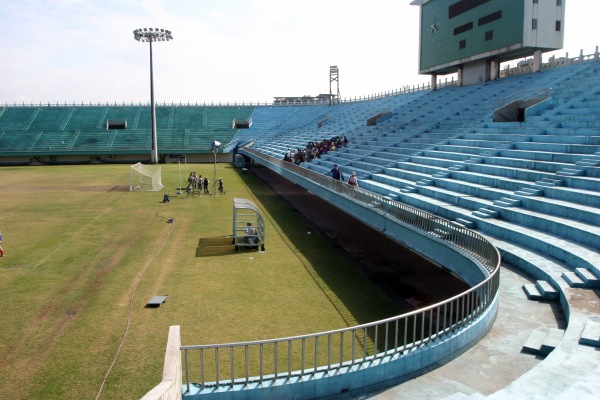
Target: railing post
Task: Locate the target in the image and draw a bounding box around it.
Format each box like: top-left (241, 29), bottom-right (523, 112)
top-left (200, 348), bottom-right (204, 388)
top-left (245, 345), bottom-right (249, 384)
top-left (230, 347), bottom-right (235, 387)
top-left (327, 334), bottom-right (332, 372)
top-left (260, 343), bottom-right (264, 383)
top-left (273, 342), bottom-right (278, 380)
top-left (288, 340), bottom-right (292, 379)
top-left (215, 348), bottom-right (219, 386)
top-left (314, 336), bottom-right (319, 373)
top-left (339, 331), bottom-right (344, 366)
top-left (184, 349), bottom-right (190, 393)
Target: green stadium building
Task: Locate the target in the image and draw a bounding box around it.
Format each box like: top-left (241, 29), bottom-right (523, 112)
top-left (411, 0), bottom-right (565, 87)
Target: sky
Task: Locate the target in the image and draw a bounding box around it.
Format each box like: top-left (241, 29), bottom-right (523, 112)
top-left (0, 0), bottom-right (597, 105)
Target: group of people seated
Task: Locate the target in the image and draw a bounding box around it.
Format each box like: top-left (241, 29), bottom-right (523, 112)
top-left (283, 135), bottom-right (348, 164)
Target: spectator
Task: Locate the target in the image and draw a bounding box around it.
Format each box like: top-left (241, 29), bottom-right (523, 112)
top-left (330, 164), bottom-right (340, 180)
top-left (338, 167), bottom-right (345, 182)
top-left (348, 171), bottom-right (358, 187)
top-left (348, 171), bottom-right (358, 197)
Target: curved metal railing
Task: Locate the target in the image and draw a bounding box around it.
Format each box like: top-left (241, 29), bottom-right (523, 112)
top-left (181, 149), bottom-right (501, 393)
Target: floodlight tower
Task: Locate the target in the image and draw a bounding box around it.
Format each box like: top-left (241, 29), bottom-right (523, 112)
top-left (133, 28), bottom-right (173, 164)
top-left (211, 140), bottom-right (221, 195)
top-left (329, 66), bottom-right (340, 105)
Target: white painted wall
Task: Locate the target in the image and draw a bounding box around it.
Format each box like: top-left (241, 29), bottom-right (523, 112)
top-left (523, 0), bottom-right (565, 49)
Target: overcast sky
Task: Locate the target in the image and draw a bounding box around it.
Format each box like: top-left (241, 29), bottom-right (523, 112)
top-left (0, 0), bottom-right (597, 105)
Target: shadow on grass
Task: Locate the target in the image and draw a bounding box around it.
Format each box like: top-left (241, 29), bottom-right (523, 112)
top-left (231, 166), bottom-right (406, 327)
top-left (195, 236), bottom-right (236, 257)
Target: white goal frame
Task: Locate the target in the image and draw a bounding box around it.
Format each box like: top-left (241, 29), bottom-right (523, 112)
top-left (130, 162), bottom-right (164, 191)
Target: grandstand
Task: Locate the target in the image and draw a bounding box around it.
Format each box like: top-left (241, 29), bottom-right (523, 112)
top-left (0, 105), bottom-right (254, 160)
top-left (1, 49), bottom-right (600, 400)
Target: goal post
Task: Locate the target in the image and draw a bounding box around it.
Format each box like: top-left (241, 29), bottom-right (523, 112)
top-left (130, 162), bottom-right (164, 191)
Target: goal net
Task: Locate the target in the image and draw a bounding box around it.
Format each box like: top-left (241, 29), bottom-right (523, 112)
top-left (130, 162), bottom-right (164, 191)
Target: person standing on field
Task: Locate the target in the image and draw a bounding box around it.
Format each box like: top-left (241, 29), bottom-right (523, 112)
top-left (0, 230), bottom-right (4, 257)
top-left (203, 177), bottom-right (210, 194)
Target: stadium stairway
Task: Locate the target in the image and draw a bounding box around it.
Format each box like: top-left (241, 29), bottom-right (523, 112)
top-left (383, 63), bottom-right (600, 399)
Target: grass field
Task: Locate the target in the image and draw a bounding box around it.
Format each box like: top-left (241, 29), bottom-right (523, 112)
top-left (0, 163), bottom-right (402, 400)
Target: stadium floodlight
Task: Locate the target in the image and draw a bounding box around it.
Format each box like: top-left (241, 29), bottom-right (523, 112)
top-left (211, 140), bottom-right (221, 194)
top-left (133, 27), bottom-right (173, 164)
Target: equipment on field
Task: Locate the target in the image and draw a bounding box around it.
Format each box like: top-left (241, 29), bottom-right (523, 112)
top-left (232, 198), bottom-right (265, 252)
top-left (130, 162), bottom-right (164, 191)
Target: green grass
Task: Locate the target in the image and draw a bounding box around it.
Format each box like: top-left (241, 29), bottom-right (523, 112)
top-left (0, 163), bottom-right (402, 399)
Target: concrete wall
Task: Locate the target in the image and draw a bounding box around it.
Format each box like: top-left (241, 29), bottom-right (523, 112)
top-left (141, 326), bottom-right (182, 400)
top-left (254, 157), bottom-right (489, 285)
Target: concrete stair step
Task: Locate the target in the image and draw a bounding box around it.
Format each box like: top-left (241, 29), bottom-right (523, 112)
top-left (480, 150), bottom-right (499, 157)
top-left (472, 208), bottom-right (499, 218)
top-left (523, 280), bottom-right (558, 301)
top-left (514, 187), bottom-right (543, 196)
top-left (522, 330), bottom-right (548, 354)
top-left (562, 271), bottom-right (586, 288)
top-left (540, 328), bottom-right (565, 355)
top-left (455, 218), bottom-right (476, 228)
top-left (576, 160), bottom-right (600, 167)
top-left (579, 319), bottom-right (600, 347)
top-left (493, 197), bottom-right (522, 207)
top-left (536, 280), bottom-right (559, 300)
top-left (416, 179), bottom-right (434, 186)
top-left (522, 283), bottom-right (544, 300)
top-left (522, 328), bottom-right (565, 356)
top-left (535, 178), bottom-right (565, 187)
top-left (575, 267), bottom-right (600, 288)
top-left (557, 168), bottom-right (585, 176)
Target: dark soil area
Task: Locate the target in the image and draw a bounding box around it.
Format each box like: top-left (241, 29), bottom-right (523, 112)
top-left (250, 165), bottom-right (470, 311)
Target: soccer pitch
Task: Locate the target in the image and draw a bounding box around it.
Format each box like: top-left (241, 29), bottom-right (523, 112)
top-left (0, 163), bottom-right (401, 400)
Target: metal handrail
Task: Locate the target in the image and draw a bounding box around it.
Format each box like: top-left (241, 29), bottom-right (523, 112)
top-left (493, 88), bottom-right (552, 111)
top-left (181, 149), bottom-right (501, 392)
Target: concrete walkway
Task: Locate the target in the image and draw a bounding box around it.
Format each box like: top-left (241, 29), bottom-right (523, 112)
top-left (365, 263), bottom-right (566, 399)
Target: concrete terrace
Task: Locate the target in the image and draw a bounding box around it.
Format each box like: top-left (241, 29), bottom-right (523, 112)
top-left (245, 58), bottom-right (600, 399)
